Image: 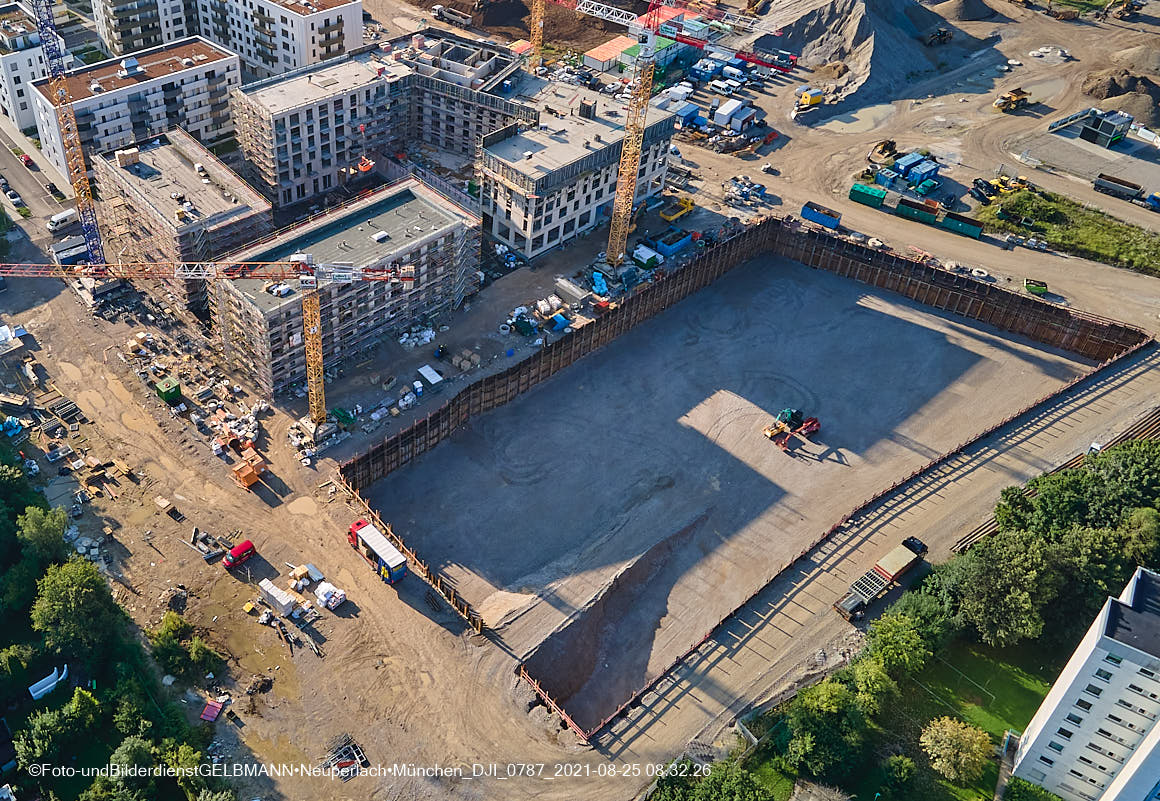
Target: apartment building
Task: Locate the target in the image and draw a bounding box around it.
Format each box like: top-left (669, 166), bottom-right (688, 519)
top-left (1012, 567), bottom-right (1160, 801)
top-left (91, 0), bottom-right (197, 58)
top-left (31, 37), bottom-right (239, 178)
top-left (93, 128), bottom-right (273, 317)
top-left (230, 32), bottom-right (528, 206)
top-left (479, 77), bottom-right (674, 259)
top-left (212, 177), bottom-right (479, 396)
top-left (0, 3), bottom-right (69, 131)
top-left (92, 0), bottom-right (362, 79)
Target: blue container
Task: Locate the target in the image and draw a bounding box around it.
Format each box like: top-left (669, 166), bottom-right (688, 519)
top-left (801, 201), bottom-right (841, 230)
top-left (655, 228), bottom-right (694, 256)
top-left (909, 160), bottom-right (940, 184)
top-left (893, 152), bottom-right (924, 177)
top-left (876, 168), bottom-right (898, 187)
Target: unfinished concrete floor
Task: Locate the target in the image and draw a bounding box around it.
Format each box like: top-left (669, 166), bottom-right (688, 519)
top-left (364, 256), bottom-right (1089, 731)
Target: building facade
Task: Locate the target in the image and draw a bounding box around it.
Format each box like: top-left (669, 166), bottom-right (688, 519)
top-left (31, 37), bottom-right (239, 178)
top-left (91, 0), bottom-right (361, 79)
top-left (0, 3), bottom-right (69, 131)
top-left (211, 177), bottom-right (479, 396)
top-left (1012, 567), bottom-right (1160, 801)
top-left (230, 33), bottom-right (528, 206)
top-left (479, 78), bottom-right (674, 259)
top-left (93, 128), bottom-right (273, 316)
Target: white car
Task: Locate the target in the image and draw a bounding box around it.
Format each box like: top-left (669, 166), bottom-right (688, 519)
top-left (6, 189), bottom-right (23, 206)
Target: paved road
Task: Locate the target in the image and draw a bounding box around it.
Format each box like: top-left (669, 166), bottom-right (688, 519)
top-left (591, 344), bottom-right (1160, 764)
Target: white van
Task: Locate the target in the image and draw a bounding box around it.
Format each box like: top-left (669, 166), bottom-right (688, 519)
top-left (709, 79), bottom-right (734, 96)
top-left (724, 79), bottom-right (745, 94)
top-left (47, 208), bottom-right (78, 232)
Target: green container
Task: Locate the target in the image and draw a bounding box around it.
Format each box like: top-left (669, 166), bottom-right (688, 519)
top-left (849, 183), bottom-right (886, 208)
top-left (938, 214), bottom-right (983, 239)
top-left (895, 201), bottom-right (937, 225)
top-left (155, 377), bottom-right (181, 405)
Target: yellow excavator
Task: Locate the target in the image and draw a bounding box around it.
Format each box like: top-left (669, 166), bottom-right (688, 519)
top-left (1096, 0), bottom-right (1144, 18)
top-left (1045, 0), bottom-right (1080, 18)
top-left (763, 409), bottom-right (821, 452)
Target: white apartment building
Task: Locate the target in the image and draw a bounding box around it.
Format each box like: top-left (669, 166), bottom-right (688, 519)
top-left (1013, 567), bottom-right (1160, 801)
top-left (479, 76), bottom-right (674, 259)
top-left (0, 3), bottom-right (69, 131)
top-left (31, 37), bottom-right (239, 177)
top-left (92, 0), bottom-right (362, 79)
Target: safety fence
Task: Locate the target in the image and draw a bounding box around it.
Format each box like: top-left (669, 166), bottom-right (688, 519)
top-left (335, 474), bottom-right (484, 634)
top-left (338, 212), bottom-right (1152, 739)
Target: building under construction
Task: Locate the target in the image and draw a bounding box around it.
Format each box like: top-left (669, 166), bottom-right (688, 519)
top-left (94, 129), bottom-right (273, 317)
top-left (230, 32), bottom-right (530, 207)
top-left (211, 176), bottom-right (480, 396)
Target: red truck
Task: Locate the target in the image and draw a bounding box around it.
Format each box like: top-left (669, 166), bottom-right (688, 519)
top-left (834, 537), bottom-right (928, 621)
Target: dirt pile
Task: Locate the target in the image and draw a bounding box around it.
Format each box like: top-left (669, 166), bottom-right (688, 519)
top-left (1082, 68), bottom-right (1160, 100)
top-left (932, 0), bottom-right (996, 21)
top-left (815, 61), bottom-right (851, 79)
top-left (1099, 93), bottom-right (1160, 130)
top-left (758, 0), bottom-right (990, 112)
top-left (1113, 45), bottom-right (1160, 76)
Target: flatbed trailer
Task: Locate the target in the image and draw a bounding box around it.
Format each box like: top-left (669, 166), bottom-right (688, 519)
top-left (834, 537), bottom-right (927, 620)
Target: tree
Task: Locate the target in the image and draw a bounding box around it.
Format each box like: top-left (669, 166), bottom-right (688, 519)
top-left (994, 486), bottom-right (1034, 533)
top-left (689, 759), bottom-right (768, 801)
top-left (959, 529), bottom-right (1058, 647)
top-left (66, 687), bottom-right (102, 732)
top-left (0, 556), bottom-right (42, 615)
top-left (17, 506), bottom-right (68, 567)
top-left (890, 590), bottom-right (960, 648)
top-left (1004, 776), bottom-right (1062, 801)
top-left (1121, 507), bottom-right (1160, 567)
top-left (882, 754), bottom-right (915, 790)
top-left (78, 777), bottom-right (144, 801)
top-left (1041, 526), bottom-right (1134, 642)
top-left (31, 559), bottom-right (124, 662)
top-left (14, 707), bottom-right (68, 766)
top-left (866, 614), bottom-right (929, 676)
top-left (108, 735), bottom-right (157, 797)
top-left (851, 657), bottom-right (896, 716)
top-left (920, 716), bottom-right (993, 784)
top-left (187, 637), bottom-right (223, 675)
top-left (196, 791), bottom-right (237, 801)
top-left (784, 678), bottom-right (867, 778)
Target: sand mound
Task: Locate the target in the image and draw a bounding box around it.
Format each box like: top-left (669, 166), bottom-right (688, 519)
top-left (932, 0), bottom-right (996, 21)
top-left (815, 61), bottom-right (851, 79)
top-left (1082, 68), bottom-right (1160, 100)
top-left (757, 0), bottom-right (990, 112)
top-left (1112, 45), bottom-right (1160, 76)
top-left (1099, 93), bottom-right (1160, 129)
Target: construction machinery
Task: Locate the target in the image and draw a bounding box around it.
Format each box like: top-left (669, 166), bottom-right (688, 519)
top-left (993, 87), bottom-right (1032, 111)
top-left (868, 139), bottom-right (898, 164)
top-left (527, 0), bottom-right (784, 266)
top-left (923, 27), bottom-right (952, 45)
top-left (1096, 0), bottom-right (1145, 18)
top-left (431, 4), bottom-right (473, 27)
top-left (1045, 0), bottom-right (1080, 17)
top-left (659, 196), bottom-right (695, 221)
top-left (834, 538), bottom-right (927, 620)
top-left (762, 408), bottom-right (821, 451)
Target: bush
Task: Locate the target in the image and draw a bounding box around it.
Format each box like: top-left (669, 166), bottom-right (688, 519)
top-left (920, 716), bottom-right (993, 784)
top-left (17, 207), bottom-right (31, 218)
top-left (882, 754), bottom-right (915, 790)
top-left (1004, 776), bottom-right (1063, 801)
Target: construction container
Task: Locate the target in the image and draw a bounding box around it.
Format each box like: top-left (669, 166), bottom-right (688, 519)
top-left (155, 377), bottom-right (181, 404)
top-left (673, 102), bottom-right (699, 124)
top-left (348, 519), bottom-right (407, 584)
top-left (849, 183), bottom-right (887, 208)
top-left (895, 197), bottom-right (938, 225)
top-left (713, 98), bottom-right (744, 126)
top-left (875, 168), bottom-right (898, 187)
top-left (938, 211), bottom-right (983, 239)
top-left (654, 228), bottom-right (694, 256)
top-left (909, 159), bottom-right (940, 184)
top-left (893, 152), bottom-right (924, 177)
top-left (801, 201), bottom-right (841, 229)
top-left (730, 108), bottom-right (758, 131)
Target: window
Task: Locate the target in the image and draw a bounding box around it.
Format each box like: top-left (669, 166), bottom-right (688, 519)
top-left (1084, 684), bottom-right (1103, 697)
top-left (1141, 667), bottom-right (1156, 678)
top-left (1048, 741), bottom-right (1064, 753)
top-left (1039, 756), bottom-right (1055, 766)
top-left (1066, 713), bottom-right (1084, 725)
top-left (1076, 699), bottom-right (1093, 711)
top-left (1057, 727), bottom-right (1073, 740)
top-left (1095, 668), bottom-right (1113, 681)
top-left (1105, 654), bottom-right (1123, 665)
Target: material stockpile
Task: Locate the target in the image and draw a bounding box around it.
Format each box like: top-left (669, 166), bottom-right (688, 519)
top-left (1113, 45), bottom-right (1160, 77)
top-left (931, 0), bottom-right (995, 21)
top-left (757, 0), bottom-right (986, 113)
top-left (1082, 68), bottom-right (1160, 130)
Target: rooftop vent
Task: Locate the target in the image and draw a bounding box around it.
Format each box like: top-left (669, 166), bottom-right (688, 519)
top-left (89, 79), bottom-right (103, 93)
top-left (181, 57), bottom-right (194, 67)
top-left (523, 151), bottom-right (533, 160)
top-left (593, 133), bottom-right (601, 142)
top-left (371, 231), bottom-right (390, 243)
top-left (118, 56), bottom-right (143, 77)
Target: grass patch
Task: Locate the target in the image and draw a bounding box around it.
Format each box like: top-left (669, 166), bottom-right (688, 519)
top-left (746, 742), bottom-right (796, 801)
top-left (976, 188), bottom-right (1160, 274)
top-left (1052, 0), bottom-right (1102, 10)
top-left (17, 206), bottom-right (31, 218)
top-left (9, 145), bottom-right (23, 156)
top-left (847, 639), bottom-right (1063, 801)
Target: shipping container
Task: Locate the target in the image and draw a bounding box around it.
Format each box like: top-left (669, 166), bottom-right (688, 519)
top-left (713, 98), bottom-right (744, 126)
top-left (849, 183), bottom-right (887, 208)
top-left (801, 201), bottom-right (841, 229)
top-left (730, 108), bottom-right (757, 132)
top-left (938, 210), bottom-right (983, 239)
top-left (875, 168), bottom-right (898, 187)
top-left (348, 519), bottom-right (407, 584)
top-left (892, 152), bottom-right (924, 178)
top-left (908, 159), bottom-right (940, 184)
top-left (895, 197), bottom-right (938, 225)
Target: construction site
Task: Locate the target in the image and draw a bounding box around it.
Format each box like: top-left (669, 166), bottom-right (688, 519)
top-left (3, 0), bottom-right (1160, 797)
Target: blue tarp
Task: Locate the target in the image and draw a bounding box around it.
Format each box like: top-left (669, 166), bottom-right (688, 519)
top-left (592, 272), bottom-right (608, 294)
top-left (551, 314), bottom-right (569, 330)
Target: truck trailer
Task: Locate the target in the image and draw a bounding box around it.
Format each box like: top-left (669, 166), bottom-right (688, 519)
top-left (1091, 173), bottom-right (1160, 210)
top-left (348, 519), bottom-right (408, 584)
top-left (834, 537), bottom-right (927, 620)
top-left (431, 4), bottom-right (472, 27)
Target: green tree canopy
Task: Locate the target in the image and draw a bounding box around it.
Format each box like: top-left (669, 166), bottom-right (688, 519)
top-left (31, 559), bottom-right (124, 662)
top-left (17, 507), bottom-right (69, 567)
top-left (959, 529), bottom-right (1059, 647)
top-left (866, 613), bottom-right (930, 676)
top-left (784, 678), bottom-right (867, 778)
top-left (920, 716), bottom-right (993, 784)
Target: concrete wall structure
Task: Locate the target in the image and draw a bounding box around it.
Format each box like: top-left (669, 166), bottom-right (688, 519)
top-left (1014, 568), bottom-right (1160, 801)
top-left (230, 33), bottom-right (528, 207)
top-left (93, 128), bottom-right (273, 315)
top-left (211, 177), bottom-right (479, 396)
top-left (31, 37), bottom-right (239, 177)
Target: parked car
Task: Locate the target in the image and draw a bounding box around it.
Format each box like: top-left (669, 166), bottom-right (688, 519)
top-left (0, 174), bottom-right (8, 190)
top-left (6, 189), bottom-right (24, 206)
top-left (968, 186), bottom-right (991, 205)
top-left (222, 539), bottom-right (256, 569)
top-left (44, 182), bottom-right (58, 195)
top-left (19, 153), bottom-right (34, 168)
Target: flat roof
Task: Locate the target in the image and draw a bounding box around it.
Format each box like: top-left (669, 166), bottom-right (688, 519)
top-left (228, 179), bottom-right (464, 313)
top-left (1106, 568), bottom-right (1160, 659)
top-left (240, 48), bottom-right (411, 115)
top-left (484, 76), bottom-right (673, 179)
top-left (97, 131), bottom-right (269, 230)
top-left (265, 0), bottom-right (358, 16)
top-left (34, 37), bottom-right (234, 105)
top-left (0, 4), bottom-right (37, 54)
